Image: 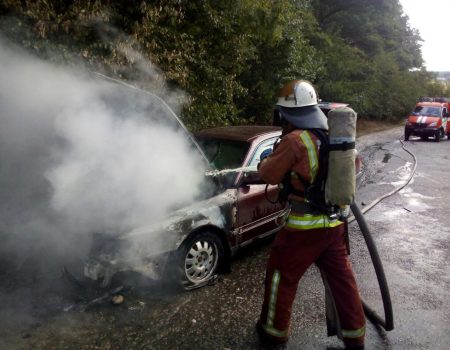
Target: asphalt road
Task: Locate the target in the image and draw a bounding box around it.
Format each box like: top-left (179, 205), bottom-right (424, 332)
top-left (1, 126), bottom-right (449, 350)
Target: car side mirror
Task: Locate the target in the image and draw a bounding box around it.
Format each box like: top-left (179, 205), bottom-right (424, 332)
top-left (240, 170), bottom-right (265, 186)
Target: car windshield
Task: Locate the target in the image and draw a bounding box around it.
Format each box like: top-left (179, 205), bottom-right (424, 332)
top-left (195, 137), bottom-right (250, 170)
top-left (413, 106), bottom-right (442, 116)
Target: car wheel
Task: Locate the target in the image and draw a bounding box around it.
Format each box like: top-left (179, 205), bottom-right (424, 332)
top-left (177, 231), bottom-right (224, 288)
top-left (404, 132), bottom-right (410, 141)
top-left (434, 129), bottom-right (440, 142)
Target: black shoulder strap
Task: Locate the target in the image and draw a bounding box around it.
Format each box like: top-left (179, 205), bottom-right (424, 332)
top-left (308, 129), bottom-right (329, 187)
top-left (308, 128), bottom-right (329, 150)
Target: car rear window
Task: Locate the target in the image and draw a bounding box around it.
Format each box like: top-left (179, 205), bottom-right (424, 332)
top-left (196, 138), bottom-right (249, 170)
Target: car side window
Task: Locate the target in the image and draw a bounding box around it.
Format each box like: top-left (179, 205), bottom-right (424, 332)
top-left (248, 137), bottom-right (279, 167)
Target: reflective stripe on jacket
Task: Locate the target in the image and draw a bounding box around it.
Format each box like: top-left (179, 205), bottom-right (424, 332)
top-left (299, 131), bottom-right (318, 185)
top-left (286, 213), bottom-right (342, 230)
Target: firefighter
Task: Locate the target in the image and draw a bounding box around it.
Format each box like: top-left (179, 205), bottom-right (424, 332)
top-left (256, 80), bottom-right (365, 349)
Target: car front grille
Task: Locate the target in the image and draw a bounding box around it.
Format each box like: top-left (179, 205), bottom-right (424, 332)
top-left (412, 123), bottom-right (427, 129)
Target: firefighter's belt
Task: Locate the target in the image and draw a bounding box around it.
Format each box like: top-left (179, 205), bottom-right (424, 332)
top-left (290, 200), bottom-right (324, 215)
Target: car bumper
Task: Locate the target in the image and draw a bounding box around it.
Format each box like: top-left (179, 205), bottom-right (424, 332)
top-left (405, 127), bottom-right (437, 136)
top-left (84, 251), bottom-right (170, 287)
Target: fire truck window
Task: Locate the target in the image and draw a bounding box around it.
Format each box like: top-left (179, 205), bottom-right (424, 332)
top-left (413, 106), bottom-right (441, 116)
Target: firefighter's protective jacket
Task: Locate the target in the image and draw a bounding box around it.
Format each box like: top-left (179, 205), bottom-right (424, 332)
top-left (258, 129), bottom-right (341, 229)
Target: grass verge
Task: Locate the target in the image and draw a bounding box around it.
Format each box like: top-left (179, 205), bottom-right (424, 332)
top-left (357, 118), bottom-right (403, 137)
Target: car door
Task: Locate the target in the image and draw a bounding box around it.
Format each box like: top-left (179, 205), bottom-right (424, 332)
top-left (235, 136), bottom-right (287, 246)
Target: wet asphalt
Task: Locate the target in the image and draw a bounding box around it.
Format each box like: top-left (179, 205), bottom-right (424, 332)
top-left (1, 126), bottom-right (450, 350)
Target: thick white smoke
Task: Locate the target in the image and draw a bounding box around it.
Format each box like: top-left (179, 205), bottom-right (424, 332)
top-left (0, 38), bottom-right (207, 262)
top-left (47, 93), bottom-right (205, 233)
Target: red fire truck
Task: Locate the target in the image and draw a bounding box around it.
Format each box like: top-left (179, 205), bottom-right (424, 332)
top-left (404, 100), bottom-right (450, 142)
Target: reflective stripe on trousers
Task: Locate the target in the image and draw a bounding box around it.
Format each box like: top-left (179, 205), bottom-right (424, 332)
top-left (263, 270), bottom-right (289, 338)
top-left (342, 326), bottom-right (366, 338)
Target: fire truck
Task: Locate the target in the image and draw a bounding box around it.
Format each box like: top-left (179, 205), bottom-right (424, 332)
top-left (404, 100), bottom-right (450, 142)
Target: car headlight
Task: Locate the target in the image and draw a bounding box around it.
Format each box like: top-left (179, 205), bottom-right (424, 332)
top-left (428, 121), bottom-right (437, 127)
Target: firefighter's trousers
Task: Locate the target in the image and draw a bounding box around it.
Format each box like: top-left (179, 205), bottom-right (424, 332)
top-left (259, 221), bottom-right (365, 347)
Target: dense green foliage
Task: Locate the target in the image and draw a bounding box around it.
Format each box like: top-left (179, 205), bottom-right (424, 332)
top-left (1, 0), bottom-right (448, 129)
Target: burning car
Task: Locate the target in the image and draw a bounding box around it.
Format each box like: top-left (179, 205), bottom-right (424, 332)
top-left (83, 125), bottom-right (287, 289)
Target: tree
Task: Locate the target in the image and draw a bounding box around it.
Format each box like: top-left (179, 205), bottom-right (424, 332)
top-left (308, 0), bottom-right (427, 119)
top-left (0, 0), bottom-right (435, 125)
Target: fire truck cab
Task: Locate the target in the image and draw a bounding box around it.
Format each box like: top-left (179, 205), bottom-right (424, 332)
top-left (404, 101), bottom-right (450, 142)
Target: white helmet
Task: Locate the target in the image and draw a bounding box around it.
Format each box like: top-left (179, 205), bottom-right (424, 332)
top-left (276, 80), bottom-right (318, 108)
top-left (274, 80), bottom-right (328, 130)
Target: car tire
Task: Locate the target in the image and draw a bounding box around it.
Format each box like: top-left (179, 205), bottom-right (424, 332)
top-left (404, 132), bottom-right (410, 141)
top-left (434, 129), bottom-right (440, 142)
top-left (175, 231), bottom-right (224, 288)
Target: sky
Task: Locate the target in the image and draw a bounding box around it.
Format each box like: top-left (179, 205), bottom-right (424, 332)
top-left (400, 0), bottom-right (450, 72)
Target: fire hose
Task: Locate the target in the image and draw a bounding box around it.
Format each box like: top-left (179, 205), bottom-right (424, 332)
top-left (342, 137), bottom-right (417, 332)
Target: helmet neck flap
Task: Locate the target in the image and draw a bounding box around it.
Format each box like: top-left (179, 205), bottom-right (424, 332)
top-left (277, 105), bottom-right (328, 131)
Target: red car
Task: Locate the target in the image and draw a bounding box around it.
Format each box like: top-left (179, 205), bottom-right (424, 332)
top-left (84, 125), bottom-right (288, 289)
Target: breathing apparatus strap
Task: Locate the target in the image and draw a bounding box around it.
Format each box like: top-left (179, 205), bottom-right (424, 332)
top-left (344, 218), bottom-right (350, 255)
top-left (328, 141), bottom-right (355, 151)
top-left (297, 128), bottom-right (334, 215)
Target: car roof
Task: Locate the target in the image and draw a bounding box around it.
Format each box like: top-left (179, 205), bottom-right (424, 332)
top-left (417, 102), bottom-right (445, 107)
top-left (195, 125), bottom-right (281, 142)
top-left (318, 102), bottom-right (349, 110)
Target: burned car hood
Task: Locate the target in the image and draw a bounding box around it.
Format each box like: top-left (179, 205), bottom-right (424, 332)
top-left (109, 190), bottom-right (237, 255)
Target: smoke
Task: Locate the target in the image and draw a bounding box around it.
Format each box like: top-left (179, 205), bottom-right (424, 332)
top-left (0, 37), bottom-right (207, 269)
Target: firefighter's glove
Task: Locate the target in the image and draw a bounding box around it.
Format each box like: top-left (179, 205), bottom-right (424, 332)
top-left (260, 148), bottom-right (272, 161)
top-left (257, 148), bottom-right (272, 170)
